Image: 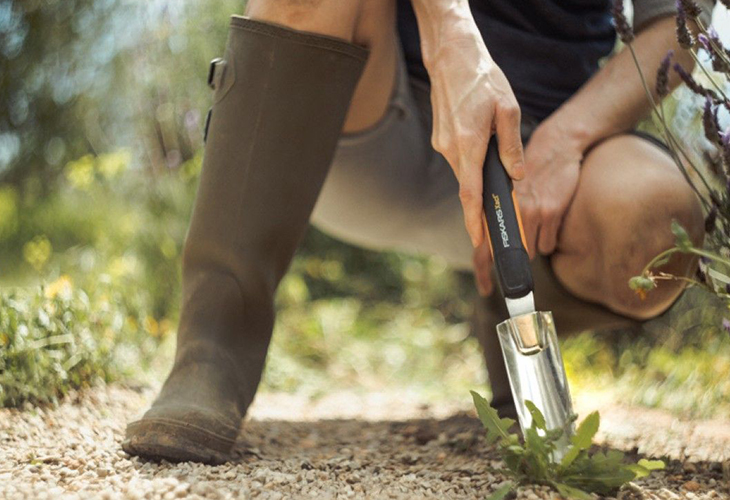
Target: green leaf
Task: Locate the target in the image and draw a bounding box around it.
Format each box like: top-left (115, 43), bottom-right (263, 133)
top-left (553, 482), bottom-right (593, 500)
top-left (572, 412), bottom-right (599, 450)
top-left (671, 219), bottom-right (693, 251)
top-left (559, 447), bottom-right (581, 472)
top-left (627, 459), bottom-right (665, 479)
top-left (637, 459), bottom-right (665, 471)
top-left (560, 412), bottom-right (599, 469)
top-left (470, 390), bottom-right (516, 444)
top-left (524, 427), bottom-right (550, 480)
top-left (486, 483), bottom-right (514, 500)
top-left (525, 400), bottom-right (546, 430)
top-left (626, 464), bottom-right (650, 479)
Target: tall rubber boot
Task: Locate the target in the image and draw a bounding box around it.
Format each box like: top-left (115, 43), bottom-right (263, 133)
top-left (473, 255), bottom-right (640, 419)
top-left (123, 17), bottom-right (368, 464)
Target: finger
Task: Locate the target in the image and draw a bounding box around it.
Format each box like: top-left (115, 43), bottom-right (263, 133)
top-left (525, 220), bottom-right (539, 259)
top-left (458, 162), bottom-right (485, 248)
top-left (537, 210), bottom-right (561, 255)
top-left (514, 188), bottom-right (538, 259)
top-left (472, 239), bottom-right (494, 297)
top-left (495, 102), bottom-right (525, 180)
top-left (457, 127), bottom-right (491, 248)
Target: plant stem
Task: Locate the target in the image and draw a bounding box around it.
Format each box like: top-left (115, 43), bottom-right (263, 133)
top-left (653, 272), bottom-right (704, 288)
top-left (642, 246), bottom-right (730, 275)
top-left (661, 126), bottom-right (716, 199)
top-left (626, 44), bottom-right (713, 209)
top-left (690, 49), bottom-right (730, 103)
top-left (688, 247), bottom-right (730, 267)
top-left (641, 247), bottom-right (680, 275)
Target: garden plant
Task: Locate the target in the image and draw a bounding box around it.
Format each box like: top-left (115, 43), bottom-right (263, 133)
top-left (618, 0), bottom-right (730, 309)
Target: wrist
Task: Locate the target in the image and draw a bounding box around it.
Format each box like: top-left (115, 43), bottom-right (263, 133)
top-left (545, 104), bottom-right (609, 153)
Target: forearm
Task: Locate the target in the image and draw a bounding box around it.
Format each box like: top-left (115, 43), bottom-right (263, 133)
top-left (410, 0), bottom-right (490, 72)
top-left (409, 0), bottom-right (525, 248)
top-left (553, 16), bottom-right (694, 152)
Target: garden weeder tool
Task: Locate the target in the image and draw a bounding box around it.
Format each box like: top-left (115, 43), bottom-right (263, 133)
top-left (482, 138), bottom-right (575, 459)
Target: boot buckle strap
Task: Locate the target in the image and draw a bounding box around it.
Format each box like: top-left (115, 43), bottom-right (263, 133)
top-left (204, 108), bottom-right (213, 143)
top-left (208, 58), bottom-right (226, 90)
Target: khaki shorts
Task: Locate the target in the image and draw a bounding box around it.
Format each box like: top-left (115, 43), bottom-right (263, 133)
top-left (311, 50), bottom-right (653, 334)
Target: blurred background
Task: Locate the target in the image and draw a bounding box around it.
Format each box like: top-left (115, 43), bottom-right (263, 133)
top-left (1, 0), bottom-right (729, 420)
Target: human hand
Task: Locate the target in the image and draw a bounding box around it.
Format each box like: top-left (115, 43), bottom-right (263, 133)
top-left (473, 116), bottom-right (584, 296)
top-left (418, 9), bottom-right (525, 248)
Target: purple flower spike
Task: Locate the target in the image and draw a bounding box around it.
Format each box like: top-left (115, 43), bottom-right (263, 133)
top-left (698, 34), bottom-right (711, 51)
top-left (656, 50), bottom-right (674, 98)
top-left (675, 63), bottom-right (716, 99)
top-left (679, 0), bottom-right (702, 17)
top-left (720, 132), bottom-right (730, 178)
top-left (611, 0), bottom-right (634, 43)
top-left (676, 1), bottom-right (695, 49)
top-left (703, 97), bottom-right (722, 145)
top-left (723, 318), bottom-right (730, 334)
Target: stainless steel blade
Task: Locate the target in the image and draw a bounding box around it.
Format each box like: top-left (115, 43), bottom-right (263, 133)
top-left (497, 310), bottom-right (575, 460)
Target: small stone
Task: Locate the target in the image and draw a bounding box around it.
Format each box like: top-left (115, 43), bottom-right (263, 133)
top-left (683, 480), bottom-right (701, 492)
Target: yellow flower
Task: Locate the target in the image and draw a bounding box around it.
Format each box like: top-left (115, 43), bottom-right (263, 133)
top-left (144, 316), bottom-right (160, 337)
top-left (97, 150), bottom-right (130, 179)
top-left (65, 155), bottom-right (95, 189)
top-left (126, 316), bottom-right (138, 331)
top-left (45, 275), bottom-right (73, 299)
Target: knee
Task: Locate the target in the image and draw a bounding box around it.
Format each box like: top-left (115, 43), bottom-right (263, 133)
top-left (598, 169), bottom-right (704, 320)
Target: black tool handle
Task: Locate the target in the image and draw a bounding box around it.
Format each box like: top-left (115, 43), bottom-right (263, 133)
top-left (482, 138), bottom-right (534, 299)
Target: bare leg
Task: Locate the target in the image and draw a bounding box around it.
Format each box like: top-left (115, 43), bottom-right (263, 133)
top-left (552, 135), bottom-right (704, 320)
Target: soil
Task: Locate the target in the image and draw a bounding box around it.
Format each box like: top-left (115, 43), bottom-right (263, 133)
top-left (1, 385), bottom-right (728, 499)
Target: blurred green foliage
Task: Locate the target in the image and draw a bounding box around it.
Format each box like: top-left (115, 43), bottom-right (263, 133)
top-left (564, 288), bottom-right (730, 418)
top-left (0, 275), bottom-right (163, 407)
top-left (1, 0), bottom-right (240, 188)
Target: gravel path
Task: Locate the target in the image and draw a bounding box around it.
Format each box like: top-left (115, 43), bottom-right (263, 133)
top-left (1, 384), bottom-right (729, 499)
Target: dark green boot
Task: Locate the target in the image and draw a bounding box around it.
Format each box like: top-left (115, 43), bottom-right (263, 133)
top-left (123, 16), bottom-right (367, 464)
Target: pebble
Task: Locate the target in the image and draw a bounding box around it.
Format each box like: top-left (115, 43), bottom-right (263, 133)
top-left (683, 480), bottom-right (701, 492)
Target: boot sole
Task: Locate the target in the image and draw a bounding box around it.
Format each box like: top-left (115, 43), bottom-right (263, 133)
top-left (123, 418), bottom-right (236, 465)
